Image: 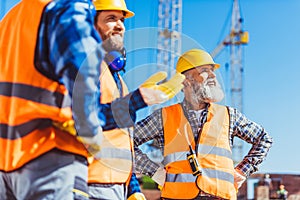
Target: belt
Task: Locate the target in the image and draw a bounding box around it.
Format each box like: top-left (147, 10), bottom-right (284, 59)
top-left (51, 148), bottom-right (88, 165)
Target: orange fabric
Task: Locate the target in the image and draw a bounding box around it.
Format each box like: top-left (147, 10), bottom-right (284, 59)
top-left (163, 182), bottom-right (199, 200)
top-left (88, 62), bottom-right (132, 183)
top-left (196, 104), bottom-right (236, 199)
top-left (0, 0), bottom-right (87, 172)
top-left (0, 96), bottom-right (72, 125)
top-left (0, 126), bottom-right (87, 172)
top-left (162, 105), bottom-right (195, 156)
top-left (161, 104), bottom-right (200, 199)
top-left (161, 104), bottom-right (236, 199)
top-left (0, 0), bottom-right (67, 91)
top-left (100, 62), bottom-right (128, 104)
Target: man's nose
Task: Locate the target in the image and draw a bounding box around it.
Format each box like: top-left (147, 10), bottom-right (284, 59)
top-left (115, 20), bottom-right (124, 31)
top-left (208, 70), bottom-right (216, 78)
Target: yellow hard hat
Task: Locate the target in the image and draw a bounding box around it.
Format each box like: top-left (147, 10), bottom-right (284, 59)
top-left (93, 0), bottom-right (135, 18)
top-left (176, 49), bottom-right (220, 73)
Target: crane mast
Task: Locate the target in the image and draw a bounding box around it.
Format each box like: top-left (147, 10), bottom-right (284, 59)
top-left (212, 0), bottom-right (249, 164)
top-left (157, 0), bottom-right (182, 75)
top-left (229, 0), bottom-right (245, 164)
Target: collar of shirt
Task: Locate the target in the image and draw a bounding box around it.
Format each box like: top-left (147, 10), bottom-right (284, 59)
top-left (181, 100), bottom-right (209, 136)
top-left (188, 109), bottom-right (205, 123)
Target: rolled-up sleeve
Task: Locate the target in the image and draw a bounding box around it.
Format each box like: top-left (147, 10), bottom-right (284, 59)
top-left (36, 1), bottom-right (148, 136)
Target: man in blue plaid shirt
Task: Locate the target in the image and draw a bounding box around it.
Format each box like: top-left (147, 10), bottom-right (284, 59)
top-left (87, 0), bottom-right (146, 199)
top-left (134, 49), bottom-right (273, 200)
top-left (0, 0), bottom-right (184, 199)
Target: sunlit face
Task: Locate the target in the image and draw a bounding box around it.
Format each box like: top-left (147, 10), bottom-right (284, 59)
top-left (183, 64), bottom-right (224, 104)
top-left (95, 10), bottom-right (125, 52)
top-left (279, 184), bottom-right (285, 190)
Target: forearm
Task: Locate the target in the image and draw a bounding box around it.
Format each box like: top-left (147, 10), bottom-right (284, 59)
top-left (101, 89), bottom-right (147, 131)
top-left (133, 109), bottom-right (164, 176)
top-left (41, 0), bottom-right (103, 137)
top-left (235, 130), bottom-right (273, 176)
top-left (134, 148), bottom-right (161, 177)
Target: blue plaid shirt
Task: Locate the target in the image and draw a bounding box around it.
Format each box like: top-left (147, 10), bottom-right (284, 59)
top-left (134, 99), bottom-right (273, 177)
top-left (35, 0), bottom-right (145, 196)
top-left (127, 173), bottom-right (142, 198)
top-left (35, 0), bottom-right (146, 136)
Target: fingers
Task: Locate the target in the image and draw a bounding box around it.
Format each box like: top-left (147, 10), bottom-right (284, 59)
top-left (141, 71), bottom-right (167, 87)
top-left (139, 72), bottom-right (185, 104)
top-left (159, 73), bottom-right (185, 98)
top-left (168, 73), bottom-right (185, 83)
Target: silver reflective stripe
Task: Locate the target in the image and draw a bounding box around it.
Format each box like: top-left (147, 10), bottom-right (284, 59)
top-left (94, 148), bottom-right (132, 160)
top-left (163, 151), bottom-right (188, 165)
top-left (163, 144), bottom-right (232, 166)
top-left (166, 173), bottom-right (196, 183)
top-left (202, 168), bottom-right (234, 183)
top-left (198, 145), bottom-right (232, 159)
top-left (166, 168), bottom-right (234, 184)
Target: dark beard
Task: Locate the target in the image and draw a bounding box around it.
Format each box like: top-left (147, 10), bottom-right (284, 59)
top-left (102, 34), bottom-right (124, 52)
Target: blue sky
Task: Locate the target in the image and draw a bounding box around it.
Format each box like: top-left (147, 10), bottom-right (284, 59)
top-left (2, 0), bottom-right (300, 174)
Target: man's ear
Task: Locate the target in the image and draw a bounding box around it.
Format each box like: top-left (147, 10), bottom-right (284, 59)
top-left (183, 79), bottom-right (191, 87)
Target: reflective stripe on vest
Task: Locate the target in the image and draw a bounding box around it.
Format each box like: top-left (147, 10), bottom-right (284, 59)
top-left (163, 144), bottom-right (232, 166)
top-left (0, 0), bottom-right (87, 172)
top-left (161, 103), bottom-right (236, 200)
top-left (166, 168), bottom-right (233, 184)
top-left (88, 62), bottom-right (132, 183)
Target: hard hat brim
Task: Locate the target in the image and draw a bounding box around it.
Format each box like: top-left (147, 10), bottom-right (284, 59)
top-left (179, 63), bottom-right (220, 74)
top-left (95, 8), bottom-right (135, 18)
top-left (214, 63), bottom-right (220, 69)
top-left (176, 49), bottom-right (220, 73)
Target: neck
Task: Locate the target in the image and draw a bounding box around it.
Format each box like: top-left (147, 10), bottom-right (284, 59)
top-left (185, 99), bottom-right (207, 110)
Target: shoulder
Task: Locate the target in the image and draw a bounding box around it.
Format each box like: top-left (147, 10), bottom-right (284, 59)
top-left (45, 0), bottom-right (94, 21)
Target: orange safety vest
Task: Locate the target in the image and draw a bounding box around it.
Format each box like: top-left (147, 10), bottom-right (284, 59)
top-left (0, 0), bottom-right (87, 172)
top-left (88, 62), bottom-right (133, 184)
top-left (161, 103), bottom-right (236, 200)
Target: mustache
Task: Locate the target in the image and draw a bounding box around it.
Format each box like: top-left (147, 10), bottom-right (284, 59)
top-left (203, 78), bottom-right (216, 86)
top-left (191, 82), bottom-right (224, 103)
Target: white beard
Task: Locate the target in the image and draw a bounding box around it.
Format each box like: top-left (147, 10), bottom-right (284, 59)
top-left (190, 79), bottom-right (224, 104)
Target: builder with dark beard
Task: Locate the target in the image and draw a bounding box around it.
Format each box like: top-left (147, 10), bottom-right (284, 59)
top-left (87, 0), bottom-right (185, 200)
top-left (133, 49), bottom-right (273, 200)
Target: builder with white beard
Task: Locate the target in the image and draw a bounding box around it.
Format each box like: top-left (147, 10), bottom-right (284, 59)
top-left (133, 49), bottom-right (273, 200)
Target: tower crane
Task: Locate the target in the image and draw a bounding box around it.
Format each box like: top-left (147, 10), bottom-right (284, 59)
top-left (211, 0), bottom-right (249, 165)
top-left (156, 0), bottom-right (248, 165)
top-left (157, 0), bottom-right (182, 75)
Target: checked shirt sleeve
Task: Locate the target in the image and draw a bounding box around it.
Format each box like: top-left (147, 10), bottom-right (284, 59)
top-left (133, 109), bottom-right (165, 177)
top-left (101, 89), bottom-right (147, 131)
top-left (36, 0), bottom-right (148, 135)
top-left (229, 107), bottom-right (273, 177)
top-left (36, 0), bottom-right (103, 137)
